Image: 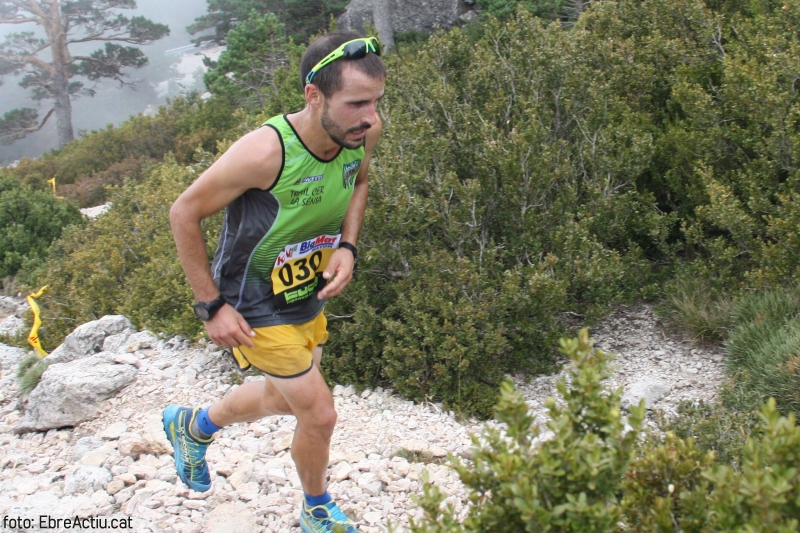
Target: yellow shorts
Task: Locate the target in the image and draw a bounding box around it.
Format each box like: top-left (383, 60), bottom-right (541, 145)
top-left (229, 313), bottom-right (328, 378)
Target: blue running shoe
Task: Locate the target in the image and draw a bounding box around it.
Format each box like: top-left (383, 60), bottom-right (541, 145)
top-left (162, 405), bottom-right (213, 492)
top-left (300, 500), bottom-right (359, 533)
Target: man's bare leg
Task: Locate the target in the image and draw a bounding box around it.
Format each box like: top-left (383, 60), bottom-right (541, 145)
top-left (208, 347), bottom-right (334, 495)
top-left (265, 347), bottom-right (334, 495)
top-left (206, 346), bottom-right (324, 425)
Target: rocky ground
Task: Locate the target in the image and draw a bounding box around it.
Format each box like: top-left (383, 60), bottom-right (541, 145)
top-left (0, 300), bottom-right (725, 533)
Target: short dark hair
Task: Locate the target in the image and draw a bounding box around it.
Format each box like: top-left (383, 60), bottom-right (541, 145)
top-left (300, 30), bottom-right (386, 98)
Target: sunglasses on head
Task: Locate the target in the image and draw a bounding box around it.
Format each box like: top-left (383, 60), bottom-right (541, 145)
top-left (304, 37), bottom-right (381, 86)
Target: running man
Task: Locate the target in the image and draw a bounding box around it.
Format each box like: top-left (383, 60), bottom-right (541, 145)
top-left (162, 31), bottom-right (385, 533)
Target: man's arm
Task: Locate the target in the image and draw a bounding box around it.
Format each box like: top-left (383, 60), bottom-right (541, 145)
top-left (170, 126), bottom-right (283, 347)
top-left (318, 118), bottom-right (382, 299)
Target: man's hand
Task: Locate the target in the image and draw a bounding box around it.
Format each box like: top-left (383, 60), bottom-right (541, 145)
top-left (318, 248), bottom-right (356, 299)
top-left (205, 304), bottom-right (256, 348)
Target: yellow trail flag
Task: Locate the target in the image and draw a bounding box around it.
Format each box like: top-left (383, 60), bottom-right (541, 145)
top-left (27, 286), bottom-right (48, 356)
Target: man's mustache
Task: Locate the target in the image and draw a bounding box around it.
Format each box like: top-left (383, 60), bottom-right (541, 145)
top-left (347, 123), bottom-right (371, 133)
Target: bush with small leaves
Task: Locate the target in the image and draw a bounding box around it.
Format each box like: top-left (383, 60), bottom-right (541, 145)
top-left (18, 158), bottom-right (221, 347)
top-left (0, 175), bottom-right (83, 278)
top-left (705, 398), bottom-right (800, 531)
top-left (409, 329), bottom-right (645, 532)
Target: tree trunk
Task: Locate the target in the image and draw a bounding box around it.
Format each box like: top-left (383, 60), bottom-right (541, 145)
top-left (46, 0), bottom-right (74, 147)
top-left (53, 73), bottom-right (74, 147)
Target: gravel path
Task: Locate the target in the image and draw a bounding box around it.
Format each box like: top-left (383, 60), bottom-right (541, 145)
top-left (0, 303), bottom-right (725, 533)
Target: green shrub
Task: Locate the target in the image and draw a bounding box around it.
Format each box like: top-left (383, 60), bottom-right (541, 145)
top-left (16, 354), bottom-right (51, 394)
top-left (18, 158), bottom-right (222, 346)
top-left (476, 0), bottom-right (566, 21)
top-left (657, 391), bottom-right (761, 472)
top-left (410, 332), bottom-right (800, 533)
top-left (203, 13), bottom-right (297, 110)
top-left (409, 329), bottom-right (645, 532)
top-left (0, 176), bottom-right (84, 278)
top-left (617, 403), bottom-right (800, 532)
top-left (621, 432), bottom-right (715, 532)
top-left (326, 253), bottom-right (566, 418)
top-left (705, 398), bottom-right (800, 531)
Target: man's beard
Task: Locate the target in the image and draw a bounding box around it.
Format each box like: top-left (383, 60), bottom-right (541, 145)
top-left (321, 103), bottom-right (370, 150)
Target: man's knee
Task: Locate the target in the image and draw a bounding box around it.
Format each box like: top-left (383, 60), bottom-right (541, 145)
top-left (319, 406), bottom-right (337, 433)
top-left (300, 404), bottom-right (337, 438)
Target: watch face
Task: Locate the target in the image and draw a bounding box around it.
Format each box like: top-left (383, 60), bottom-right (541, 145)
top-left (194, 303), bottom-right (210, 321)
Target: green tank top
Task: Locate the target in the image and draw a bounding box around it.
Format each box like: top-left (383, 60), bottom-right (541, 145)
top-left (211, 114), bottom-right (364, 327)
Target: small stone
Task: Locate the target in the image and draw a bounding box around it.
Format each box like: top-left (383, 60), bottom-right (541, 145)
top-left (430, 447), bottom-right (448, 458)
top-left (236, 481), bottom-right (260, 501)
top-left (183, 499), bottom-right (206, 510)
top-left (118, 433), bottom-right (148, 457)
top-left (106, 479), bottom-right (125, 495)
top-left (267, 468), bottom-right (288, 485)
top-left (229, 462), bottom-right (254, 489)
top-left (332, 462), bottom-right (355, 482)
top-left (621, 379), bottom-right (671, 409)
top-left (80, 448), bottom-right (112, 468)
top-left (363, 511), bottom-right (382, 525)
top-left (98, 421), bottom-right (129, 440)
top-left (273, 434), bottom-right (293, 453)
top-left (215, 462), bottom-right (234, 477)
top-left (128, 464), bottom-right (158, 480)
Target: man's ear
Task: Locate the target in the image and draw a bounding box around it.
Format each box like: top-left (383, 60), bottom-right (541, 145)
top-left (304, 83), bottom-right (323, 107)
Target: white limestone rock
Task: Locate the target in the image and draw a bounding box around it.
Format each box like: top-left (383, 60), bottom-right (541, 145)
top-left (14, 352), bottom-right (138, 432)
top-left (48, 315), bottom-right (133, 364)
top-left (621, 379), bottom-right (672, 409)
top-left (0, 315), bottom-right (24, 337)
top-left (64, 465), bottom-right (112, 495)
top-left (0, 343), bottom-right (26, 387)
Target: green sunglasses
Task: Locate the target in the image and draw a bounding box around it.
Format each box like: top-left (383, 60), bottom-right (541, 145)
top-left (304, 37), bottom-right (381, 86)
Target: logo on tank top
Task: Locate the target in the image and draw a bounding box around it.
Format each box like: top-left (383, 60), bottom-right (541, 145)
top-left (295, 174), bottom-right (323, 185)
top-left (342, 159), bottom-right (361, 189)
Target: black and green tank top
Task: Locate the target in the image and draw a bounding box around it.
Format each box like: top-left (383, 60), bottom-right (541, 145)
top-left (211, 114), bottom-right (364, 327)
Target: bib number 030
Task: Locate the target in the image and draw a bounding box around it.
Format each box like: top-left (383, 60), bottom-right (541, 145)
top-left (271, 234), bottom-right (341, 298)
top-left (276, 250), bottom-right (323, 288)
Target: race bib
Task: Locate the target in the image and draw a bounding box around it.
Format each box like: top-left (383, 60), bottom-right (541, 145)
top-left (271, 234), bottom-right (341, 303)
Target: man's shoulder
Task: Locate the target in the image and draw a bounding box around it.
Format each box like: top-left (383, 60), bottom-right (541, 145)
top-left (232, 126), bottom-right (283, 165)
top-left (211, 126), bottom-right (283, 191)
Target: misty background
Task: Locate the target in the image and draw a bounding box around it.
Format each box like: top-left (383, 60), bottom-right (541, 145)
top-left (0, 0), bottom-right (214, 165)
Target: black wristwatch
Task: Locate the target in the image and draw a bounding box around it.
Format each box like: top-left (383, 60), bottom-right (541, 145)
top-left (193, 295), bottom-right (226, 321)
top-left (338, 241), bottom-right (358, 262)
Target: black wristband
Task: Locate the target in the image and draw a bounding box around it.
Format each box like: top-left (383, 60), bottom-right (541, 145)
top-left (338, 241), bottom-right (358, 261)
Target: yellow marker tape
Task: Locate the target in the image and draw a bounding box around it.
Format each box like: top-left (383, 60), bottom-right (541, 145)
top-left (26, 285), bottom-right (48, 356)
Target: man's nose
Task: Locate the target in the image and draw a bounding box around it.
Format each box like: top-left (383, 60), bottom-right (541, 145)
top-left (362, 104), bottom-right (379, 126)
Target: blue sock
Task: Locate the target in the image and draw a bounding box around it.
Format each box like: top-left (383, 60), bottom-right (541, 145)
top-left (191, 407), bottom-right (222, 440)
top-left (305, 491), bottom-right (332, 517)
